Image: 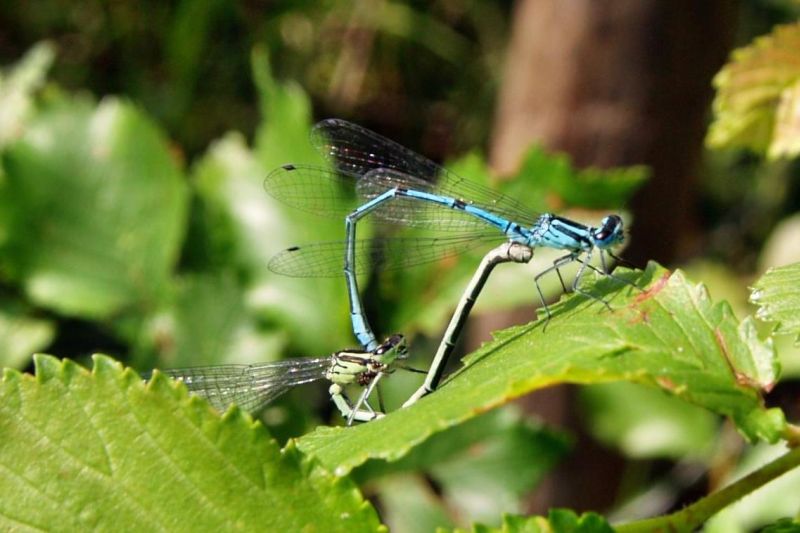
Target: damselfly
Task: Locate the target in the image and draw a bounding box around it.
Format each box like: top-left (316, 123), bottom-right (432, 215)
top-left (145, 334), bottom-right (408, 425)
top-left (265, 120), bottom-right (632, 404)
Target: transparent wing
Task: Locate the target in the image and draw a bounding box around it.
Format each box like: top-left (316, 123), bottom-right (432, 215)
top-left (311, 118), bottom-right (540, 227)
top-left (357, 168), bottom-right (505, 232)
top-left (265, 164), bottom-right (493, 232)
top-left (263, 164), bottom-right (358, 218)
top-left (152, 357), bottom-right (333, 414)
top-left (268, 233), bottom-right (503, 277)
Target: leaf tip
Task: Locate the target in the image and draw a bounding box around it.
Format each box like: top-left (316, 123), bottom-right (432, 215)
top-left (2, 366), bottom-right (22, 383)
top-left (91, 353), bottom-right (125, 375)
top-left (740, 407), bottom-right (787, 444)
top-left (33, 353), bottom-right (74, 382)
top-left (146, 368), bottom-right (198, 406)
top-left (217, 402), bottom-right (251, 422)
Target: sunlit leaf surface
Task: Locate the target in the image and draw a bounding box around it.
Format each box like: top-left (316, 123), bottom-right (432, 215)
top-left (0, 355), bottom-right (382, 531)
top-left (298, 264), bottom-right (784, 475)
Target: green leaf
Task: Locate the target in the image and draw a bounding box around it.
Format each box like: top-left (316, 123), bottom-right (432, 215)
top-left (251, 45), bottom-right (323, 169)
top-left (447, 149), bottom-right (647, 215)
top-left (706, 22), bottom-right (800, 158)
top-left (0, 97), bottom-right (189, 318)
top-left (751, 261), bottom-right (800, 340)
top-left (0, 302), bottom-right (54, 368)
top-left (0, 41), bottom-right (55, 147)
top-left (190, 131), bottom-right (353, 356)
top-left (297, 263), bottom-right (784, 474)
top-left (507, 147), bottom-right (648, 211)
top-left (143, 273), bottom-right (284, 368)
top-left (429, 413), bottom-right (570, 525)
top-left (187, 56), bottom-right (358, 355)
top-left (184, 131), bottom-right (263, 274)
top-left (580, 382), bottom-right (719, 459)
top-left (359, 408), bottom-right (571, 528)
top-left (0, 354), bottom-right (383, 531)
top-left (759, 518), bottom-right (800, 533)
top-left (379, 474), bottom-right (455, 532)
top-left (450, 510), bottom-right (614, 533)
top-left (354, 406), bottom-right (570, 482)
top-left (0, 302), bottom-right (55, 368)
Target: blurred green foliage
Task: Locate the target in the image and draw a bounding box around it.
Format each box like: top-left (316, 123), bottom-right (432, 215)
top-left (705, 443), bottom-right (800, 533)
top-left (0, 1), bottom-right (511, 159)
top-left (1, 1), bottom-right (800, 530)
top-left (451, 510), bottom-right (615, 533)
top-left (0, 37), bottom-right (642, 435)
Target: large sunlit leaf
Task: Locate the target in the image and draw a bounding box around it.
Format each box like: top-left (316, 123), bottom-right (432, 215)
top-left (0, 354), bottom-right (382, 531)
top-left (751, 261), bottom-right (800, 341)
top-left (297, 263), bottom-right (784, 474)
top-left (706, 22), bottom-right (800, 159)
top-left (0, 98), bottom-right (188, 318)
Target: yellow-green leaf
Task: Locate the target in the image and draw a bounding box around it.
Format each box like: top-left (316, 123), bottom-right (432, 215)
top-left (771, 80), bottom-right (800, 158)
top-left (707, 22), bottom-right (800, 159)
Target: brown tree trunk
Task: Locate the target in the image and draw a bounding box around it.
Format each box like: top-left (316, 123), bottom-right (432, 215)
top-left (490, 0), bottom-right (736, 265)
top-left (485, 0), bottom-right (736, 513)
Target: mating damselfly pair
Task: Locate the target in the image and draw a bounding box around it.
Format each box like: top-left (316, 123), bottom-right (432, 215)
top-left (147, 334), bottom-right (410, 425)
top-left (146, 119), bottom-right (632, 424)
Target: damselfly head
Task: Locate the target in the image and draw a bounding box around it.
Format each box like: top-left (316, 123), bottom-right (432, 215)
top-left (592, 215), bottom-right (625, 248)
top-left (375, 333), bottom-right (409, 361)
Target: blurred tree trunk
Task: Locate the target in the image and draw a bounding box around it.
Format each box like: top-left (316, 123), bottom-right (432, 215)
top-left (484, 0), bottom-right (736, 513)
top-left (491, 0), bottom-right (735, 265)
